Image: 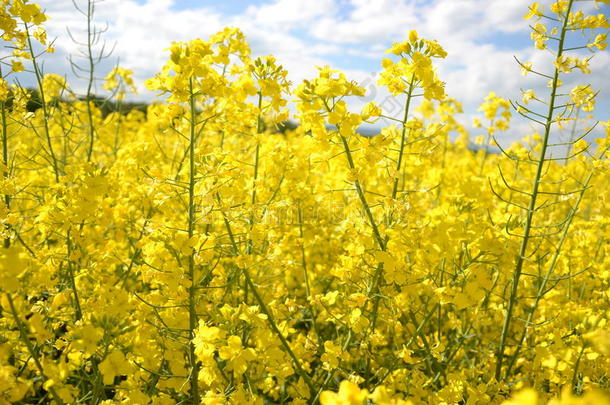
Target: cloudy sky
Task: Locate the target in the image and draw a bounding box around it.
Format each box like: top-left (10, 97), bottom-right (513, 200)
top-left (28, 0), bottom-right (610, 142)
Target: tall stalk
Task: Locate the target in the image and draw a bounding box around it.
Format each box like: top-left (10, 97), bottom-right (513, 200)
top-left (504, 146), bottom-right (607, 377)
top-left (6, 294), bottom-right (64, 404)
top-left (337, 132), bottom-right (386, 252)
top-left (391, 74), bottom-right (416, 199)
top-left (336, 128), bottom-right (389, 384)
top-left (494, 0), bottom-right (574, 380)
top-left (218, 197), bottom-right (316, 395)
top-left (0, 71), bottom-right (63, 395)
top-left (243, 91), bottom-right (264, 303)
top-left (0, 66), bottom-right (10, 249)
top-left (25, 22), bottom-right (86, 325)
top-left (24, 23), bottom-right (61, 182)
top-left (186, 79), bottom-right (200, 404)
top-left (84, 0), bottom-right (97, 162)
top-left (67, 0), bottom-right (114, 162)
top-left (66, 228), bottom-right (83, 320)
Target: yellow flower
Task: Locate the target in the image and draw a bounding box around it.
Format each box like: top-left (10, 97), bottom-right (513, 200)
top-left (42, 73), bottom-right (66, 99)
top-left (522, 89), bottom-right (536, 104)
top-left (321, 340), bottom-right (341, 370)
top-left (524, 3), bottom-right (543, 20)
top-left (320, 381), bottom-right (368, 405)
top-left (549, 1), bottom-right (569, 15)
top-left (361, 102), bottom-right (382, 122)
top-left (11, 60), bottom-right (24, 72)
top-left (0, 246), bottom-right (28, 292)
top-left (218, 336), bottom-right (257, 376)
top-left (521, 61), bottom-right (533, 76)
top-left (99, 350), bottom-right (132, 385)
top-left (104, 67), bottom-right (137, 100)
top-left (588, 33), bottom-right (608, 50)
top-left (502, 389), bottom-right (538, 405)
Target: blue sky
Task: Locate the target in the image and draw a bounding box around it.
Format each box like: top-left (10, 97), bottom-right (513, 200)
top-left (26, 0), bottom-right (610, 143)
top-left (164, 0), bottom-right (268, 13)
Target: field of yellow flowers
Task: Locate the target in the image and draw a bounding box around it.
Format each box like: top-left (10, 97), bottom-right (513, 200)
top-left (1, 0), bottom-right (609, 404)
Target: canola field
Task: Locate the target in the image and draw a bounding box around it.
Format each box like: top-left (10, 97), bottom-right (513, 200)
top-left (0, 0), bottom-right (609, 404)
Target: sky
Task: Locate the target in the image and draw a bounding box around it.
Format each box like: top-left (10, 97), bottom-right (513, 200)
top-left (22, 0), bottom-right (610, 143)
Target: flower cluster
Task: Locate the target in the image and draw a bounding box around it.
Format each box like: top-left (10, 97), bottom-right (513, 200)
top-left (0, 1), bottom-right (609, 405)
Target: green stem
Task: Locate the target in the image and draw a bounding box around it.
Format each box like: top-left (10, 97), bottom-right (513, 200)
top-left (66, 228), bottom-right (83, 321)
top-left (6, 293), bottom-right (64, 404)
top-left (297, 201), bottom-right (323, 348)
top-left (436, 131), bottom-right (449, 201)
top-left (297, 201), bottom-right (311, 298)
top-left (24, 23), bottom-right (60, 183)
top-left (1, 69), bottom-right (10, 248)
top-left (337, 129), bottom-right (389, 381)
top-left (112, 98), bottom-right (123, 157)
top-left (218, 199), bottom-right (316, 396)
top-left (244, 92), bottom-right (264, 303)
top-left (85, 0), bottom-right (96, 162)
top-left (504, 148), bottom-right (607, 377)
top-left (571, 345), bottom-right (585, 394)
top-left (337, 130), bottom-right (388, 351)
top-left (25, 25), bottom-right (84, 345)
top-left (249, 91), bottom-right (264, 240)
top-left (242, 270), bottom-right (316, 394)
top-left (338, 133), bottom-right (386, 251)
top-left (479, 129), bottom-right (493, 176)
top-left (312, 330), bottom-right (353, 403)
top-left (187, 79), bottom-right (200, 404)
top-left (392, 74), bottom-right (416, 199)
top-left (494, 0), bottom-right (574, 381)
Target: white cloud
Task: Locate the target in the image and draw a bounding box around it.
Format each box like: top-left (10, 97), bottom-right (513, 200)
top-left (27, 0), bottom-right (610, 143)
top-left (38, 0), bottom-right (225, 93)
top-left (242, 0), bottom-right (337, 28)
top-left (37, 0), bottom-right (345, 96)
top-left (311, 0), bottom-right (419, 44)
